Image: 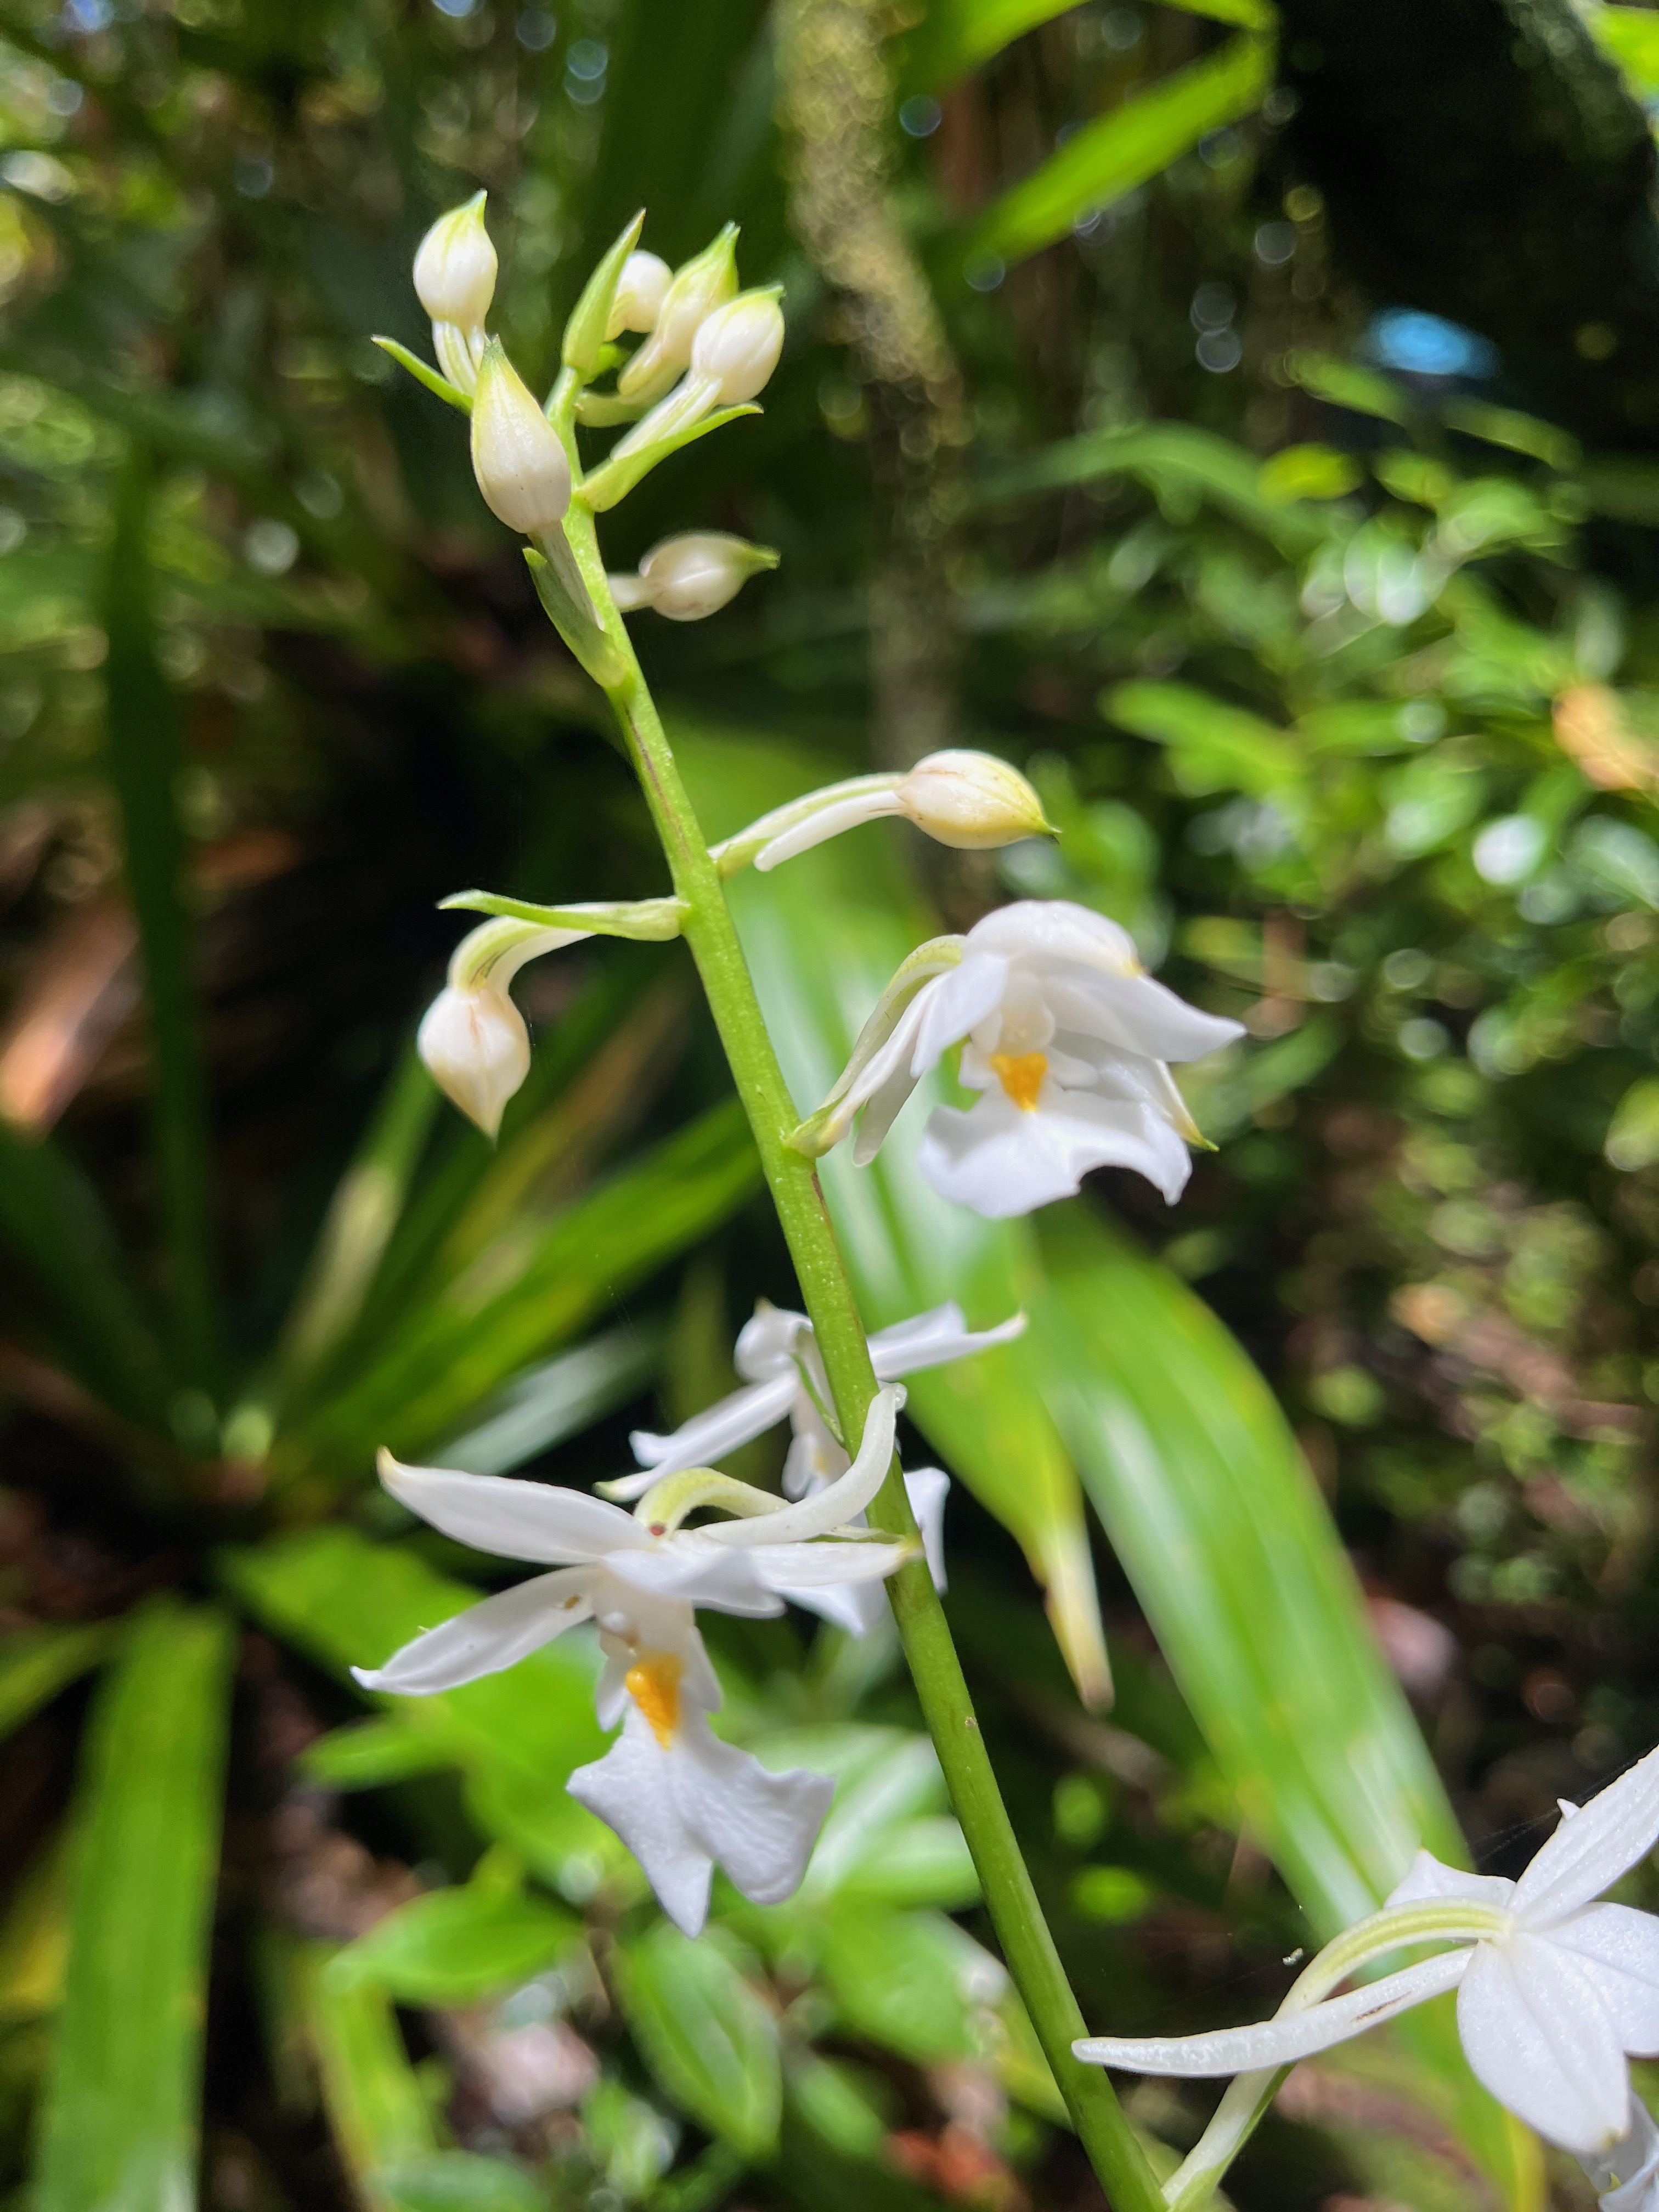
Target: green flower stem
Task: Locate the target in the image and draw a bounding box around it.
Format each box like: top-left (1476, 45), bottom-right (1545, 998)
top-left (554, 479), bottom-right (1163, 2210)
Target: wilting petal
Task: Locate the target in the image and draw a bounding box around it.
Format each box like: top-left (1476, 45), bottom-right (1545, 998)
top-left (701, 1386), bottom-right (901, 1547)
top-left (1514, 1744), bottom-right (1659, 1924)
top-left (1385, 1848), bottom-right (1517, 1914)
top-left (1458, 1935), bottom-right (1632, 2154)
top-left (1550, 1905), bottom-right (1659, 2054)
top-left (377, 1451), bottom-right (646, 1565)
top-left (618, 1372), bottom-right (800, 1494)
top-left (568, 1702), bottom-right (832, 1936)
top-left (1075, 1948), bottom-right (1469, 2076)
top-left (353, 1567), bottom-right (594, 1695)
top-left (919, 1087), bottom-right (1192, 1216)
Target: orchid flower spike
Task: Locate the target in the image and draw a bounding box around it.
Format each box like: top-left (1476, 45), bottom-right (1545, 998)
top-left (1075, 1740), bottom-right (1659, 2162)
top-left (413, 191), bottom-right (496, 395)
top-left (796, 899), bottom-right (1243, 1217)
top-left (602, 1299), bottom-right (1023, 1633)
top-left (356, 1387), bottom-right (911, 1933)
top-left (418, 914), bottom-right (591, 1138)
top-left (610, 532), bottom-right (778, 622)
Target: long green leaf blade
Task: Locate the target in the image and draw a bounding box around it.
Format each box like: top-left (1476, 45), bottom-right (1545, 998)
top-left (33, 1601), bottom-right (234, 2212)
top-left (301, 1950), bottom-right (436, 2212)
top-left (966, 35), bottom-right (1276, 265)
top-left (0, 1624), bottom-right (115, 1744)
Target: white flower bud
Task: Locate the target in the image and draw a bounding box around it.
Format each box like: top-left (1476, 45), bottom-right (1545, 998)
top-left (616, 227), bottom-right (738, 399)
top-left (613, 533), bottom-right (778, 622)
top-left (413, 192), bottom-right (496, 331)
top-left (417, 983), bottom-right (529, 1141)
top-left (895, 751), bottom-right (1052, 850)
top-left (606, 250), bottom-right (672, 340)
top-left (470, 341), bottom-right (572, 537)
top-left (688, 289), bottom-right (785, 404)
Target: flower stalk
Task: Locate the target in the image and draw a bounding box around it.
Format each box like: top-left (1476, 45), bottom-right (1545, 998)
top-left (551, 460), bottom-right (1164, 2210)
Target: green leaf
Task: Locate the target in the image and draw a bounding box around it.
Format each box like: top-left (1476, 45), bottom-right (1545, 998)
top-left (0, 1623), bottom-right (116, 1743)
top-left (1282, 349), bottom-right (1413, 427)
top-left (431, 1323), bottom-right (663, 1478)
top-left (562, 208), bottom-right (645, 377)
top-left (579, 403), bottom-right (762, 512)
top-left (1103, 680), bottom-right (1303, 798)
top-left (103, 445), bottom-right (216, 1380)
top-left (817, 1906), bottom-right (991, 2064)
top-left (965, 35), bottom-right (1275, 266)
top-left (678, 722), bottom-right (1111, 1704)
top-left (301, 1718), bottom-right (460, 1791)
top-left (902, 0), bottom-right (1103, 94)
top-left (616, 1923), bottom-right (781, 2158)
top-left (302, 1950), bottom-right (436, 2212)
top-left (0, 1120), bottom-right (172, 1427)
top-left (1585, 3), bottom-right (1659, 94)
top-left (33, 1601), bottom-right (234, 2212)
top-left (329, 1883), bottom-right (578, 2006)
top-left (378, 2153), bottom-right (547, 2212)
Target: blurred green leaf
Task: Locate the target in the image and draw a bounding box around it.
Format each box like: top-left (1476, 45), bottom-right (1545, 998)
top-left (902, 0), bottom-right (1102, 94)
top-left (1283, 349), bottom-right (1413, 427)
top-left (33, 1601), bottom-right (234, 2212)
top-left (1584, 4), bottom-right (1659, 95)
top-left (330, 1881), bottom-right (578, 2006)
top-left (817, 1906), bottom-right (992, 2064)
top-left (302, 1951), bottom-right (436, 2212)
top-left (378, 2153), bottom-right (548, 2212)
top-left (432, 1323), bottom-right (663, 1479)
top-left (301, 1717), bottom-right (459, 1791)
top-left (0, 1623), bottom-right (114, 1743)
top-left (1105, 680), bottom-right (1302, 798)
top-left (616, 1923), bottom-right (781, 2158)
top-left (966, 35), bottom-right (1276, 265)
top-left (678, 723), bottom-right (1111, 1703)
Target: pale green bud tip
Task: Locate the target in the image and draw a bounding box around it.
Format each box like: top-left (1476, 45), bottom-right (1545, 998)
top-left (606, 250), bottom-right (672, 340)
top-left (689, 288), bottom-right (785, 404)
top-left (617, 532), bottom-right (779, 622)
top-left (896, 751), bottom-right (1053, 850)
top-left (470, 341), bottom-right (572, 537)
top-left (413, 191), bottom-right (496, 329)
top-left (417, 981), bottom-right (529, 1139)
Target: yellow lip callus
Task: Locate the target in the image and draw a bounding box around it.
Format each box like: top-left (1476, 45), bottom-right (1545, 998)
top-left (625, 1650), bottom-right (685, 1748)
top-left (989, 1049), bottom-right (1047, 1113)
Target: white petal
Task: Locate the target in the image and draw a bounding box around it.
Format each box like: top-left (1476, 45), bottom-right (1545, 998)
top-left (670, 1707), bottom-right (833, 1906)
top-left (782, 1421), bottom-right (841, 1499)
top-left (967, 899), bottom-right (1141, 974)
top-left (1457, 1935), bottom-right (1633, 2154)
top-left (733, 1302), bottom-right (811, 1379)
top-left (744, 1538), bottom-right (915, 1589)
top-left (1385, 1848), bottom-right (1517, 1914)
top-left (840, 987), bottom-right (933, 1124)
top-left (918, 1088), bottom-right (1192, 1217)
top-left (352, 1567), bottom-right (594, 1695)
top-left (619, 1373), bottom-right (800, 1489)
top-left (904, 1465), bottom-right (950, 1590)
top-left (377, 1451), bottom-right (646, 1564)
top-left (1550, 1905), bottom-right (1659, 2053)
top-left (910, 951), bottom-right (1011, 1073)
top-left (869, 1305), bottom-right (1026, 1379)
top-left (1043, 966), bottom-right (1244, 1065)
top-left (701, 1385), bottom-right (902, 1547)
top-left (1590, 2099), bottom-right (1659, 2204)
top-left (850, 1048), bottom-right (928, 1166)
top-left (601, 1539), bottom-right (784, 1616)
top-left (568, 1705), bottom-right (716, 1934)
top-left (776, 1579), bottom-right (886, 1635)
top-left (1074, 1948), bottom-right (1469, 2075)
top-left (1515, 1745), bottom-right (1659, 1924)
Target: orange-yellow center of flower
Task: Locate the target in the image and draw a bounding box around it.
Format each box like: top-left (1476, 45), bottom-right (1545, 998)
top-left (625, 1651), bottom-right (684, 1749)
top-left (989, 1049), bottom-right (1047, 1113)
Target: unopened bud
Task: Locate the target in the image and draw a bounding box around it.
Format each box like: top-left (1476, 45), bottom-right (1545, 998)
top-left (896, 752), bottom-right (1052, 849)
top-left (606, 251), bottom-right (672, 340)
top-left (414, 192), bottom-right (496, 330)
top-left (689, 289), bottom-right (785, 404)
top-left (616, 225), bottom-right (738, 399)
top-left (612, 532), bottom-right (779, 622)
top-left (417, 983), bottom-right (529, 1140)
top-left (470, 340), bottom-right (572, 537)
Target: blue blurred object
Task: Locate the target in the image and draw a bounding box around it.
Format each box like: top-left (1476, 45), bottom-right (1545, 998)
top-left (1365, 308), bottom-right (1499, 378)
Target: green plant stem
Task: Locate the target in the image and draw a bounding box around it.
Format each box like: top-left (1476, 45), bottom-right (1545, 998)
top-left (556, 486), bottom-right (1161, 2211)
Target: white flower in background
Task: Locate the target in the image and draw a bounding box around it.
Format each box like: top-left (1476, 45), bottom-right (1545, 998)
top-left (357, 1388), bottom-right (911, 1933)
top-left (605, 250), bottom-right (672, 339)
top-left (610, 532), bottom-right (778, 622)
top-left (1075, 1740), bottom-right (1659, 2160)
top-left (418, 915), bottom-right (591, 1139)
top-left (470, 340), bottom-right (572, 539)
top-left (798, 900), bottom-right (1243, 1218)
top-left (616, 226), bottom-right (738, 402)
top-left (602, 1299), bottom-right (1021, 1632)
top-left (413, 191), bottom-right (496, 394)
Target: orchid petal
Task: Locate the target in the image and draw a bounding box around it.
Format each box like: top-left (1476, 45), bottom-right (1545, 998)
top-left (910, 951), bottom-right (1011, 1074)
top-left (734, 1301), bottom-right (811, 1379)
top-left (377, 1450), bottom-right (646, 1564)
top-left (1515, 1744), bottom-right (1659, 1923)
top-left (568, 1705), bottom-right (716, 1935)
top-left (919, 1088), bottom-right (1192, 1216)
top-left (744, 1538), bottom-right (915, 1589)
top-left (352, 1567), bottom-right (594, 1695)
top-left (1385, 1848), bottom-right (1516, 1914)
top-left (868, 1304), bottom-right (1026, 1378)
top-left (968, 900), bottom-right (1142, 974)
top-left (600, 1540), bottom-right (785, 1615)
top-left (700, 1386), bottom-right (902, 1546)
top-left (1550, 1905), bottom-right (1659, 2054)
top-left (1074, 1948), bottom-right (1469, 2076)
top-left (616, 1372), bottom-right (799, 1492)
top-left (1457, 1933), bottom-right (1633, 2154)
top-left (905, 1465), bottom-right (950, 1591)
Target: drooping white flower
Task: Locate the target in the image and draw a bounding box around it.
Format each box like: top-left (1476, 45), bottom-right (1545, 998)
top-left (798, 900), bottom-right (1243, 1218)
top-left (609, 532), bottom-right (778, 622)
top-left (413, 191), bottom-right (496, 394)
top-left (417, 915), bottom-right (590, 1139)
top-left (1075, 1741), bottom-right (1659, 2160)
top-left (470, 340), bottom-right (572, 539)
top-left (354, 1389), bottom-right (911, 1933)
top-left (602, 1299), bottom-right (1020, 1632)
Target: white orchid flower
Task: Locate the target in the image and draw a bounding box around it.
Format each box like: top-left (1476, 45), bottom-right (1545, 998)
top-left (1589, 2100), bottom-right (1659, 2209)
top-left (600, 1299), bottom-right (1023, 1633)
top-left (795, 900), bottom-right (1243, 1218)
top-left (354, 1389), bottom-right (912, 1934)
top-left (1075, 1740), bottom-right (1659, 2162)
